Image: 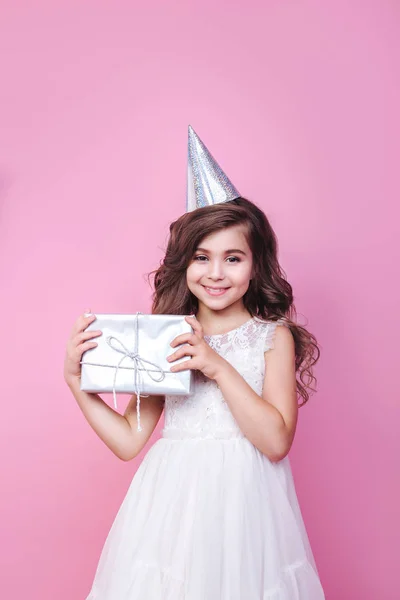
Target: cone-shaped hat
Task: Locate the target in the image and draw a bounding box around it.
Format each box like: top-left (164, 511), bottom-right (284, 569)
top-left (186, 125), bottom-right (241, 212)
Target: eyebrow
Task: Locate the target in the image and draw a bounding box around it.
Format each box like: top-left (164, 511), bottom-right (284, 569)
top-left (195, 247), bottom-right (247, 256)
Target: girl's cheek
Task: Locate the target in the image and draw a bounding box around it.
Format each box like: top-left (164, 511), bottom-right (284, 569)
top-left (234, 264), bottom-right (251, 279)
top-left (187, 264), bottom-right (202, 278)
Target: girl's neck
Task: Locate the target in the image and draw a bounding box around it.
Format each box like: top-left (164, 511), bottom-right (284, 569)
top-left (196, 306), bottom-right (252, 337)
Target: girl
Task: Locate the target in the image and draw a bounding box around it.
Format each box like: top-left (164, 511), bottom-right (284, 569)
top-left (64, 198), bottom-right (325, 598)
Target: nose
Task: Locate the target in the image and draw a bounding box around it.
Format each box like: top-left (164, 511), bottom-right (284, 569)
top-left (207, 259), bottom-right (225, 281)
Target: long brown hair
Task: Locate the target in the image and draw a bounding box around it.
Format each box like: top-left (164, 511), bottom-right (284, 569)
top-left (147, 197), bottom-right (320, 406)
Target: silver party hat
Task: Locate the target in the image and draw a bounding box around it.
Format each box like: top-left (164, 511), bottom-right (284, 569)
top-left (186, 125), bottom-right (241, 212)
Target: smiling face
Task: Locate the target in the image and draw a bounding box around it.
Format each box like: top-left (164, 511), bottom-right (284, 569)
top-left (186, 224), bottom-right (253, 317)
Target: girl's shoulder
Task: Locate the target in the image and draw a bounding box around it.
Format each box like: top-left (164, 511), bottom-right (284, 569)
top-left (252, 316), bottom-right (291, 353)
top-left (252, 315), bottom-right (290, 329)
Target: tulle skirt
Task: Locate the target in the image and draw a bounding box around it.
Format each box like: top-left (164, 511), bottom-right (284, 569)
top-left (86, 434), bottom-right (325, 599)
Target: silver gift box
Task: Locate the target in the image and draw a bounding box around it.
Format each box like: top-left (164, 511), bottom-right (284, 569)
top-left (80, 313), bottom-right (193, 427)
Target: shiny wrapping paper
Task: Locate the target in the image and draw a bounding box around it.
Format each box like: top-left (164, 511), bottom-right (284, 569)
top-left (80, 313), bottom-right (193, 431)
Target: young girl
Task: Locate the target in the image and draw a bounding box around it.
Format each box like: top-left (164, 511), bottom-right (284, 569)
top-left (64, 131), bottom-right (325, 598)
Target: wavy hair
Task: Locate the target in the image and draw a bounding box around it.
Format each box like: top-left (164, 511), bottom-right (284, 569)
top-left (147, 197), bottom-right (320, 406)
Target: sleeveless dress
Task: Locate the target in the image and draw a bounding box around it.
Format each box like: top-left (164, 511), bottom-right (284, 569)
top-left (86, 316), bottom-right (325, 599)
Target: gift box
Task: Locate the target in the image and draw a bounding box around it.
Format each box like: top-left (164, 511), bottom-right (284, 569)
top-left (80, 312), bottom-right (193, 431)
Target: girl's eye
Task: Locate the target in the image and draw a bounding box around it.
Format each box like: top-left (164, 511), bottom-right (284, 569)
top-left (193, 255), bottom-right (240, 263)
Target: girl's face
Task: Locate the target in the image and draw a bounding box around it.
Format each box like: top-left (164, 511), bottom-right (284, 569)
top-left (186, 224), bottom-right (253, 314)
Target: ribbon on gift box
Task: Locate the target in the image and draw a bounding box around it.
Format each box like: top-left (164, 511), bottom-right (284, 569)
top-left (81, 312), bottom-right (167, 432)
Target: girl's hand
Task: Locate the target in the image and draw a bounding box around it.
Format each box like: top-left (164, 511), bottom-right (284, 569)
top-left (63, 309), bottom-right (103, 386)
top-left (167, 316), bottom-right (227, 381)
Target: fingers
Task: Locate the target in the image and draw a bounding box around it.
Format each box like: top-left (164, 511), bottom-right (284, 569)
top-left (170, 332), bottom-right (198, 348)
top-left (68, 310), bottom-right (101, 358)
top-left (169, 357), bottom-right (195, 373)
top-left (71, 309), bottom-right (97, 337)
top-left (77, 338), bottom-right (99, 354)
top-left (68, 329), bottom-right (101, 356)
top-left (72, 327), bottom-right (102, 356)
top-left (185, 315), bottom-right (203, 336)
top-left (79, 311), bottom-right (96, 332)
top-left (169, 316), bottom-right (203, 348)
top-left (72, 330), bottom-right (101, 356)
top-left (64, 309), bottom-right (100, 382)
top-left (167, 343), bottom-right (195, 364)
top-left (76, 330), bottom-right (102, 344)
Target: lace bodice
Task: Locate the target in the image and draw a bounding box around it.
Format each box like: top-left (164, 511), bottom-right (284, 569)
top-left (162, 316), bottom-right (288, 440)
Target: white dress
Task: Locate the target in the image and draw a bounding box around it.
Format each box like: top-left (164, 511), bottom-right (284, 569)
top-left (86, 316), bottom-right (326, 599)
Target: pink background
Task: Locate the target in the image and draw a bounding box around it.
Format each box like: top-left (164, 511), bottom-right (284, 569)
top-left (1, 1), bottom-right (398, 598)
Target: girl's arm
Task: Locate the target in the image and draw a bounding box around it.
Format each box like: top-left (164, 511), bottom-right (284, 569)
top-left (64, 311), bottom-right (164, 461)
top-left (214, 324), bottom-right (298, 462)
top-left (67, 379), bottom-right (165, 461)
top-left (169, 316), bottom-right (298, 462)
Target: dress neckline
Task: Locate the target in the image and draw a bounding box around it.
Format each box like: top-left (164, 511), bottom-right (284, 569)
top-left (203, 316), bottom-right (255, 339)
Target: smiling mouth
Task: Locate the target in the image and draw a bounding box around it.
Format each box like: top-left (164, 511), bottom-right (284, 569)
top-left (202, 285), bottom-right (230, 296)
